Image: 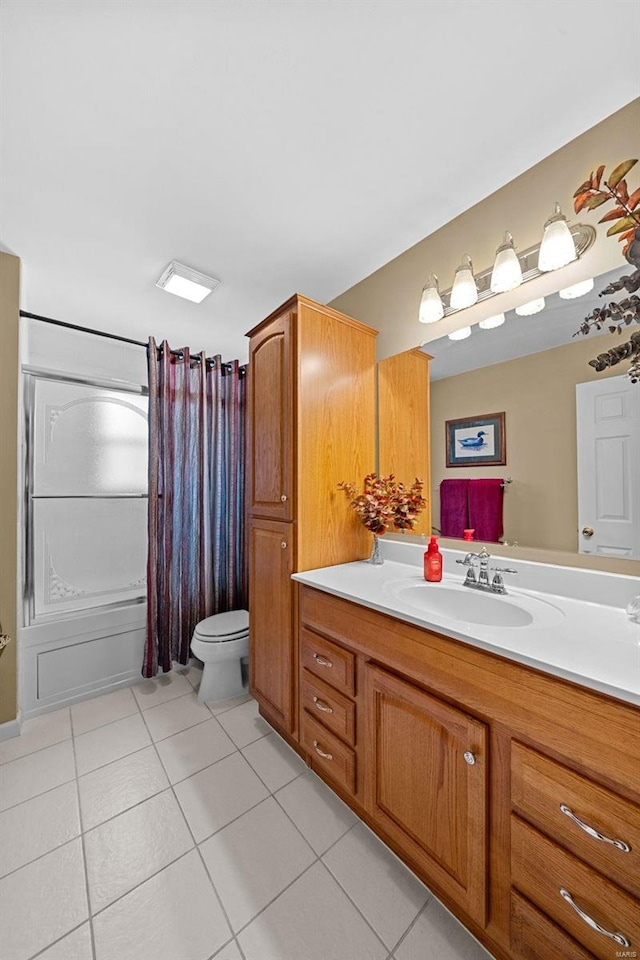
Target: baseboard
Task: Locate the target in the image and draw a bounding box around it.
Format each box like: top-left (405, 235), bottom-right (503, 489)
top-left (0, 718), bottom-right (21, 742)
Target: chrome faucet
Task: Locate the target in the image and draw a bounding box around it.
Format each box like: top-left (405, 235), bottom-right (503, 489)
top-left (456, 547), bottom-right (518, 594)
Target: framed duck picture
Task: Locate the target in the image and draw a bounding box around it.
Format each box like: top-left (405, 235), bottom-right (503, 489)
top-left (445, 412), bottom-right (506, 467)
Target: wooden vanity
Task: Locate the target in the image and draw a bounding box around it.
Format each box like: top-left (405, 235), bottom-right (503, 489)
top-left (246, 292), bottom-right (640, 960)
top-left (287, 584), bottom-right (640, 960)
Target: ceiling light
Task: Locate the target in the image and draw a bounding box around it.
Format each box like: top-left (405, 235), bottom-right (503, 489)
top-left (448, 326), bottom-right (472, 341)
top-left (156, 261), bottom-right (221, 303)
top-left (479, 313), bottom-right (506, 330)
top-left (538, 203), bottom-right (577, 272)
top-left (558, 278), bottom-right (595, 299)
top-left (418, 274), bottom-right (445, 323)
top-left (490, 233), bottom-right (523, 293)
top-left (450, 256), bottom-right (478, 310)
top-left (515, 298), bottom-right (546, 316)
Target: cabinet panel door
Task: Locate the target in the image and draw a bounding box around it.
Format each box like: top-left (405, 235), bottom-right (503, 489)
top-left (249, 517), bottom-right (295, 731)
top-left (248, 311), bottom-right (294, 520)
top-left (364, 664), bottom-right (488, 926)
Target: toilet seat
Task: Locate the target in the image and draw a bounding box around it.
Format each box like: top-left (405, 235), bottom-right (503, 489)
top-left (193, 610), bottom-right (249, 642)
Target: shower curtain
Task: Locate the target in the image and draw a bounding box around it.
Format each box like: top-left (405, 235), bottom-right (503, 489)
top-left (144, 338), bottom-right (248, 677)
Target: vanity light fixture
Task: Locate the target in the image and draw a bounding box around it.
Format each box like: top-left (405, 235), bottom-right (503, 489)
top-left (490, 233), bottom-right (523, 293)
top-left (515, 298), bottom-right (546, 316)
top-left (450, 256), bottom-right (479, 310)
top-left (418, 274), bottom-right (445, 323)
top-left (558, 278), bottom-right (595, 300)
top-left (156, 261), bottom-right (222, 303)
top-left (538, 203), bottom-right (578, 272)
top-left (448, 325), bottom-right (472, 341)
top-left (479, 313), bottom-right (506, 330)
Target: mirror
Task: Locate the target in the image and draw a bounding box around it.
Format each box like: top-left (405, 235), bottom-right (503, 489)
top-left (424, 263), bottom-right (640, 561)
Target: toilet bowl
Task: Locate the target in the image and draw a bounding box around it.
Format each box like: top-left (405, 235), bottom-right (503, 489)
top-left (190, 609), bottom-right (249, 703)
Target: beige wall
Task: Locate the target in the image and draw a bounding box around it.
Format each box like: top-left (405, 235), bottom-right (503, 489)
top-left (330, 99), bottom-right (640, 360)
top-left (430, 333), bottom-right (623, 554)
top-left (0, 253), bottom-right (19, 725)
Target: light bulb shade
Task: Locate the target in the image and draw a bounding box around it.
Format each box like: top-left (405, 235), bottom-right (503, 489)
top-left (449, 256), bottom-right (478, 310)
top-left (490, 233), bottom-right (523, 293)
top-left (538, 203), bottom-right (577, 272)
top-left (515, 298), bottom-right (546, 316)
top-left (558, 278), bottom-right (595, 300)
top-left (418, 275), bottom-right (444, 323)
top-left (479, 313), bottom-right (505, 330)
top-left (448, 325), bottom-right (472, 341)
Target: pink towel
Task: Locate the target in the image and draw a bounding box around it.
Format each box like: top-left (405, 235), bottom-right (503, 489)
top-left (440, 479), bottom-right (469, 538)
top-left (468, 479), bottom-right (504, 543)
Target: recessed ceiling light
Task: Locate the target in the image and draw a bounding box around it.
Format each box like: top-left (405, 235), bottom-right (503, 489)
top-left (156, 261), bottom-right (221, 303)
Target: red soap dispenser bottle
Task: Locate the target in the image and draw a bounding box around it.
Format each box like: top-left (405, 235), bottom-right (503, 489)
top-left (424, 536), bottom-right (443, 582)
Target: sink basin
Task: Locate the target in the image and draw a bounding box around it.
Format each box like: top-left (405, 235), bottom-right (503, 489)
top-left (385, 579), bottom-right (565, 629)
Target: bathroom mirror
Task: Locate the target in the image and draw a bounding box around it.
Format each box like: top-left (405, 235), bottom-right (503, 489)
top-left (422, 263), bottom-right (640, 561)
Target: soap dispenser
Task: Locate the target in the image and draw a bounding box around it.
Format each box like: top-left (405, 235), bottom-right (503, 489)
top-left (424, 536), bottom-right (443, 582)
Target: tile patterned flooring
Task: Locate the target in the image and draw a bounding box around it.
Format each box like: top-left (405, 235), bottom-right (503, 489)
top-left (0, 668), bottom-right (494, 960)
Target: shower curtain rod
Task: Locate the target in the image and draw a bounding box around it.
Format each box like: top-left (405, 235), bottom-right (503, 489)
top-left (19, 311), bottom-right (246, 370)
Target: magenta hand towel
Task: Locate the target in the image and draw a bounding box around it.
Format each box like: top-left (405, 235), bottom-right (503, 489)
top-left (440, 479), bottom-right (469, 538)
top-left (468, 479), bottom-right (504, 543)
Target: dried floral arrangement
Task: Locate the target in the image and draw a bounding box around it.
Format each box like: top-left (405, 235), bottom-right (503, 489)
top-left (572, 159), bottom-right (640, 383)
top-left (338, 474), bottom-right (426, 534)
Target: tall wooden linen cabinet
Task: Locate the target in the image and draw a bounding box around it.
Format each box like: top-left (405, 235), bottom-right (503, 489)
top-left (246, 294), bottom-right (377, 736)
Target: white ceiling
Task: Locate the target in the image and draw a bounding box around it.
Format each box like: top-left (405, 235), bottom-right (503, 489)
top-left (1, 0), bottom-right (638, 362)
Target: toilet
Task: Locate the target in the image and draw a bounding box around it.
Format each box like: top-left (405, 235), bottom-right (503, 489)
top-left (190, 609), bottom-right (249, 703)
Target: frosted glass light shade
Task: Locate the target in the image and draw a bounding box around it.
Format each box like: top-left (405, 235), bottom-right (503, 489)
top-left (559, 278), bottom-right (595, 299)
top-left (490, 233), bottom-right (523, 293)
top-left (479, 313), bottom-right (505, 330)
top-left (515, 298), bottom-right (546, 316)
top-left (538, 204), bottom-right (577, 272)
top-left (448, 325), bottom-right (472, 341)
top-left (450, 256), bottom-right (478, 310)
top-left (418, 274), bottom-right (445, 323)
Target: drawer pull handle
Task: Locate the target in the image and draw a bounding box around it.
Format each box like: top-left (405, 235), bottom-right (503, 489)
top-left (463, 751), bottom-right (476, 765)
top-left (313, 654), bottom-right (333, 668)
top-left (559, 804), bottom-right (631, 853)
top-left (313, 740), bottom-right (333, 760)
top-left (312, 696), bottom-right (333, 714)
top-left (559, 888), bottom-right (630, 948)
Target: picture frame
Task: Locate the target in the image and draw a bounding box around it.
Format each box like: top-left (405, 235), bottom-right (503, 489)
top-left (445, 411), bottom-right (506, 468)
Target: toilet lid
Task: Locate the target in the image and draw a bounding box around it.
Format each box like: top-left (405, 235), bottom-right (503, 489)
top-left (195, 609), bottom-right (249, 639)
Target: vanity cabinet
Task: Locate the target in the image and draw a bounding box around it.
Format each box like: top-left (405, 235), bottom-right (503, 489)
top-left (246, 295), bottom-right (376, 734)
top-left (364, 664), bottom-right (488, 925)
top-left (293, 583), bottom-right (640, 960)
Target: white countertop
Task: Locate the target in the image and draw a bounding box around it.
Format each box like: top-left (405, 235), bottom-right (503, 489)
top-left (293, 546), bottom-right (640, 707)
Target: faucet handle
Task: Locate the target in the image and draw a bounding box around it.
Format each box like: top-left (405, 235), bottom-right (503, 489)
top-left (457, 553), bottom-right (479, 566)
top-left (492, 567), bottom-right (517, 575)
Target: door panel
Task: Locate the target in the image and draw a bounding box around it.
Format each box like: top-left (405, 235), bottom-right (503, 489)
top-left (249, 517), bottom-right (295, 731)
top-left (365, 664), bottom-right (488, 925)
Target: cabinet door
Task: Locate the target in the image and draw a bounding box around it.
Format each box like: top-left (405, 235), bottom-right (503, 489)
top-left (248, 310), bottom-right (294, 520)
top-left (249, 517), bottom-right (295, 731)
top-left (364, 664), bottom-right (488, 926)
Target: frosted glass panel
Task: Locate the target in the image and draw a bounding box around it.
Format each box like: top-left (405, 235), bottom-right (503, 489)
top-left (32, 498), bottom-right (147, 619)
top-left (33, 379), bottom-right (148, 495)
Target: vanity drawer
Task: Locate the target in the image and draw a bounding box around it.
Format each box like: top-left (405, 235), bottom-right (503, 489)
top-left (510, 890), bottom-right (596, 960)
top-left (301, 710), bottom-right (356, 795)
top-left (511, 816), bottom-right (639, 960)
top-left (511, 742), bottom-right (640, 897)
top-left (300, 670), bottom-right (355, 745)
top-left (300, 627), bottom-right (355, 697)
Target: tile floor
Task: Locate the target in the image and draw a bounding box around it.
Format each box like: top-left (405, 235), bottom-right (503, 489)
top-left (0, 668), bottom-right (495, 960)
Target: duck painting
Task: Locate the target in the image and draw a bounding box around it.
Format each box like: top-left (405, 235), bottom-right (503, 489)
top-left (458, 430), bottom-right (487, 449)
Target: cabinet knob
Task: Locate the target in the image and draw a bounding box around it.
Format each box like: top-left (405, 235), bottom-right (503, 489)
top-left (463, 751), bottom-right (476, 765)
top-left (281, 541), bottom-right (287, 549)
top-left (281, 494), bottom-right (288, 502)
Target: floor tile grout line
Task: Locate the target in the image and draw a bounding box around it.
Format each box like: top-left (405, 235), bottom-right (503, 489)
top-left (0, 769), bottom-right (77, 816)
top-left (0, 830), bottom-right (82, 884)
top-left (0, 731), bottom-right (72, 768)
top-left (27, 920), bottom-right (90, 960)
top-left (317, 854), bottom-right (400, 955)
top-left (389, 898), bottom-right (434, 958)
top-left (69, 708), bottom-right (98, 960)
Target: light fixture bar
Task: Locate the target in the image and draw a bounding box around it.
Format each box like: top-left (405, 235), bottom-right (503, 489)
top-left (437, 223), bottom-right (595, 318)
